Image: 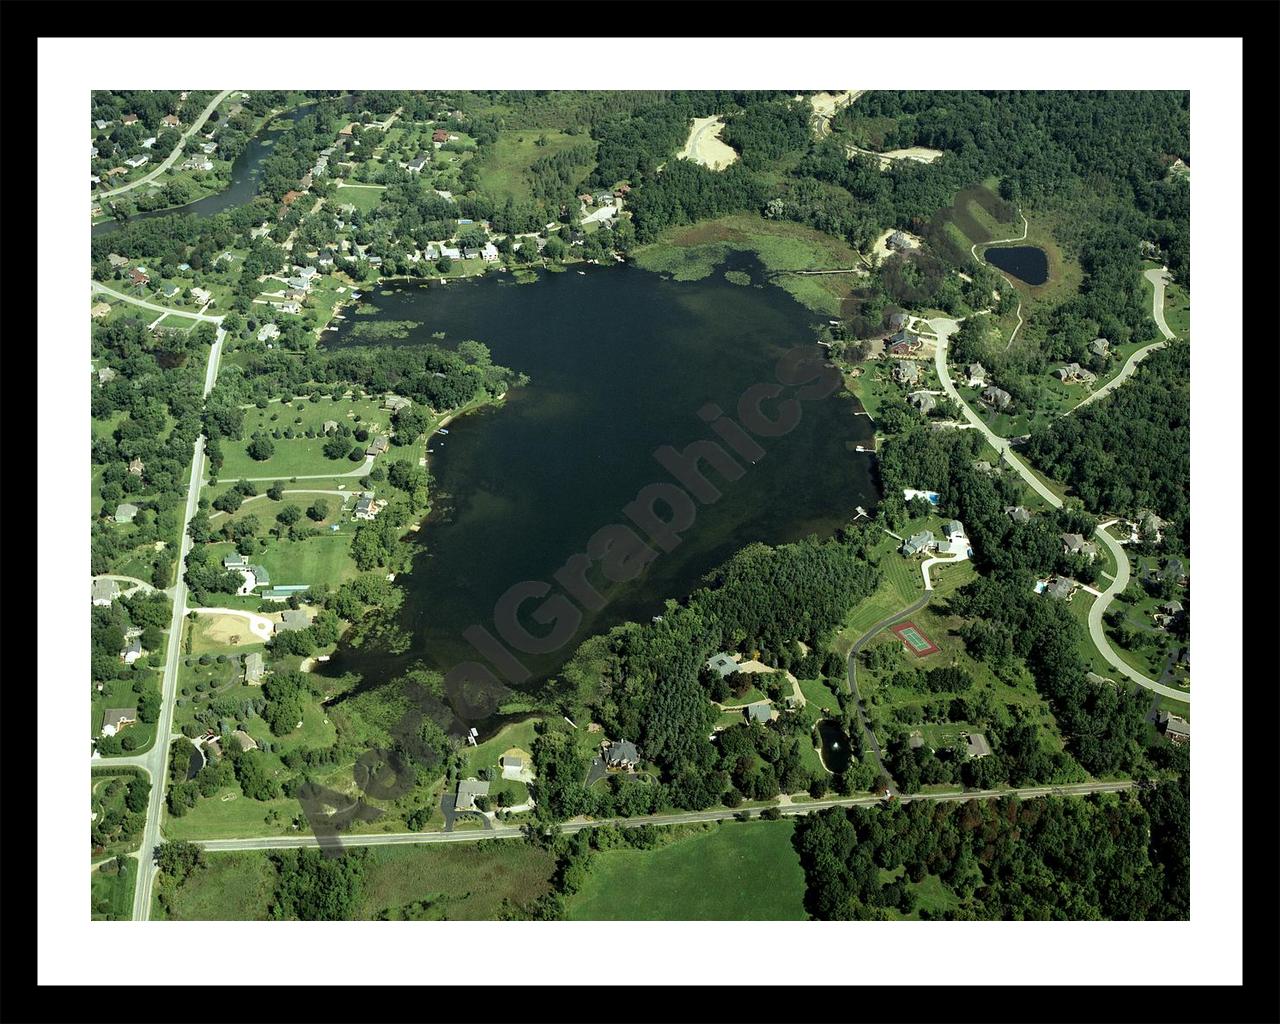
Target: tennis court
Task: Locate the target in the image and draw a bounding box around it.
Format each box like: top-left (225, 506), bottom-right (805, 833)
top-left (890, 620), bottom-right (940, 657)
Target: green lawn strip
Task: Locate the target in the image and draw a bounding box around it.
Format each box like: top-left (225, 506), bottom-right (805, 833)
top-left (880, 867), bottom-right (962, 920)
top-left (566, 819), bottom-right (808, 920)
top-left (333, 184), bottom-right (384, 213)
top-left (461, 717), bottom-right (543, 778)
top-left (91, 857), bottom-right (138, 921)
top-left (161, 786), bottom-right (303, 841)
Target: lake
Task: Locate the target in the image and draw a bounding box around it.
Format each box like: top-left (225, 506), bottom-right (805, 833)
top-left (982, 245), bottom-right (1049, 286)
top-left (319, 255), bottom-right (880, 700)
top-left (92, 103), bottom-right (315, 238)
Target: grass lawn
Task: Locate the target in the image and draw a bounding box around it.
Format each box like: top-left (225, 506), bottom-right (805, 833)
top-left (153, 850), bottom-right (276, 921)
top-left (161, 785), bottom-right (301, 841)
top-left (462, 717), bottom-right (544, 779)
top-left (355, 841), bottom-right (556, 920)
top-left (475, 129), bottom-right (595, 203)
top-left (333, 184), bottom-right (384, 213)
top-left (833, 528), bottom-right (928, 655)
top-left (91, 858), bottom-right (137, 921)
top-left (566, 819), bottom-right (808, 920)
top-left (881, 868), bottom-right (962, 920)
top-left (253, 532), bottom-right (360, 590)
top-left (633, 212), bottom-right (862, 315)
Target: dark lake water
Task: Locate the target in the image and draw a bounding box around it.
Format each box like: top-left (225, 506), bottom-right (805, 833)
top-left (92, 103), bottom-right (315, 238)
top-left (815, 719), bottom-right (851, 773)
top-left (982, 245), bottom-right (1049, 286)
top-left (319, 255), bottom-right (880, 698)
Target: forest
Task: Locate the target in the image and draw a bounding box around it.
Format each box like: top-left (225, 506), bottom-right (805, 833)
top-left (793, 779), bottom-right (1189, 920)
top-left (1024, 342), bottom-right (1190, 539)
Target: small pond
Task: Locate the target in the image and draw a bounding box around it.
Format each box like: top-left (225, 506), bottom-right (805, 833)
top-left (982, 245), bottom-right (1049, 286)
top-left (185, 743), bottom-right (205, 780)
top-left (815, 719), bottom-right (852, 774)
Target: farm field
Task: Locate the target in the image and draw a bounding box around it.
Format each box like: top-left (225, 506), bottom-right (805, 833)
top-left (565, 820), bottom-right (808, 920)
top-left (153, 850), bottom-right (276, 921)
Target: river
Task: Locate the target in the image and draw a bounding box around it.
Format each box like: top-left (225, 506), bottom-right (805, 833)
top-left (319, 254), bottom-right (881, 697)
top-left (91, 103), bottom-right (315, 238)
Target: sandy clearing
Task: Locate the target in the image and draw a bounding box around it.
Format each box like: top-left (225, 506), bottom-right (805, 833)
top-left (869, 228), bottom-right (923, 261)
top-left (190, 608), bottom-right (275, 644)
top-left (809, 90), bottom-right (863, 135)
top-left (847, 144), bottom-right (944, 169)
top-left (677, 116), bottom-right (738, 171)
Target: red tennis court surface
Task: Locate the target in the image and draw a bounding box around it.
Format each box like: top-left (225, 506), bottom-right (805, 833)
top-left (890, 620), bottom-right (940, 657)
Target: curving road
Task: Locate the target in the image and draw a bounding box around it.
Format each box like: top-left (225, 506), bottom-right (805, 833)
top-left (97, 90), bottom-right (234, 199)
top-left (91, 281), bottom-right (223, 323)
top-left (843, 593), bottom-right (932, 794)
top-left (969, 211), bottom-right (1028, 353)
top-left (1074, 267), bottom-right (1175, 411)
top-left (193, 779), bottom-right (1136, 853)
top-left (1089, 523), bottom-right (1190, 702)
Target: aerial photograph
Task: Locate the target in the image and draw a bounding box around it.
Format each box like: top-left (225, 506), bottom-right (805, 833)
top-left (85, 85), bottom-right (1191, 925)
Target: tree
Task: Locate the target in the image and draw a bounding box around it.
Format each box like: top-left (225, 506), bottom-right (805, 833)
top-left (277, 504), bottom-right (301, 527)
top-left (267, 481), bottom-right (285, 501)
top-left (247, 436), bottom-right (275, 462)
top-left (307, 499), bottom-right (330, 522)
top-left (155, 840), bottom-right (204, 882)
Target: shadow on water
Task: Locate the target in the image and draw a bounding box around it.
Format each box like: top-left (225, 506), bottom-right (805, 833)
top-left (316, 254), bottom-right (882, 717)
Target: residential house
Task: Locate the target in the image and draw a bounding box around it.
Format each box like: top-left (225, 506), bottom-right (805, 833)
top-left (481, 242), bottom-right (500, 262)
top-left (92, 578), bottom-right (120, 607)
top-left (462, 246), bottom-right (481, 260)
top-left (578, 193), bottom-right (594, 205)
top-left (1090, 337), bottom-right (1110, 357)
top-left (594, 191), bottom-right (616, 206)
top-left (122, 113), bottom-right (139, 125)
top-left (201, 141), bottom-right (218, 155)
top-left (1157, 711), bottom-right (1190, 744)
top-left (366, 436), bottom-right (389, 457)
top-left (383, 395), bottom-right (412, 413)
top-left (705, 652), bottom-right (738, 679)
top-left (182, 157), bottom-right (213, 172)
top-left (96, 366), bottom-right (117, 384)
top-left (124, 155), bottom-right (150, 169)
top-left (886, 328), bottom-right (920, 355)
top-left (887, 311), bottom-right (909, 331)
top-left (972, 460), bottom-right (995, 475)
top-left (114, 503), bottom-right (139, 524)
top-left (1159, 557), bottom-right (1187, 585)
top-left (500, 755), bottom-right (524, 780)
top-left (1055, 362), bottom-right (1096, 385)
top-left (455, 778), bottom-right (490, 812)
top-left (121, 636), bottom-right (144, 665)
top-left (161, 285), bottom-right (180, 299)
top-left (901, 530), bottom-right (936, 557)
top-left (107, 253), bottom-right (131, 268)
top-left (250, 565), bottom-right (271, 590)
top-left (962, 732), bottom-right (993, 758)
top-left (128, 457), bottom-right (145, 476)
top-left (274, 610), bottom-right (311, 633)
top-left (277, 302), bottom-right (301, 315)
top-left (244, 652), bottom-right (265, 685)
top-left (281, 190), bottom-right (303, 207)
top-left (129, 268), bottom-right (150, 287)
top-left (1138, 510), bottom-right (1165, 541)
top-left (1044, 577), bottom-right (1075, 601)
top-left (257, 323), bottom-right (280, 342)
top-left (981, 386), bottom-right (1012, 410)
top-left (966, 362), bottom-right (987, 386)
top-left (616, 183), bottom-right (631, 195)
top-left (285, 289), bottom-right (307, 301)
top-left (893, 360), bottom-right (921, 385)
top-left (942, 519), bottom-right (969, 554)
top-left (230, 730), bottom-right (259, 752)
top-left (95, 119), bottom-right (111, 130)
top-left (887, 230), bottom-right (912, 251)
top-left (1159, 600), bottom-right (1185, 618)
top-left (162, 114), bottom-right (180, 127)
top-left (1005, 505), bottom-right (1031, 524)
top-left (907, 391), bottom-right (936, 414)
top-left (141, 137), bottom-right (158, 150)
top-left (223, 553), bottom-right (250, 571)
top-left (1061, 533), bottom-right (1099, 560)
top-left (604, 740), bottom-right (640, 769)
top-left (100, 707), bottom-right (138, 737)
top-left (406, 154), bottom-right (429, 173)
top-left (190, 287), bottom-right (211, 306)
top-left (353, 495), bottom-right (386, 521)
top-left (746, 703), bottom-right (774, 724)
top-left (432, 129), bottom-right (450, 143)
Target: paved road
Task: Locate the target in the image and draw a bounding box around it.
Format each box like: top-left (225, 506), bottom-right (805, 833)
top-left (193, 780), bottom-right (1136, 853)
top-left (98, 90), bottom-right (234, 199)
top-left (843, 593), bottom-right (932, 793)
top-left (1089, 522), bottom-right (1190, 703)
top-left (929, 316), bottom-right (1063, 509)
top-left (1074, 267), bottom-right (1175, 411)
top-left (91, 282), bottom-right (223, 323)
top-left (217, 457), bottom-right (373, 483)
top-left (130, 320), bottom-right (226, 921)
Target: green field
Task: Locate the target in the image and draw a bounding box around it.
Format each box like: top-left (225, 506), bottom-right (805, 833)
top-left (566, 820), bottom-right (808, 920)
top-left (356, 842), bottom-right (556, 920)
top-left (475, 129), bottom-right (595, 202)
top-left (91, 858), bottom-right (137, 921)
top-left (154, 850), bottom-right (276, 921)
top-left (216, 395), bottom-right (392, 480)
top-left (332, 184), bottom-right (385, 213)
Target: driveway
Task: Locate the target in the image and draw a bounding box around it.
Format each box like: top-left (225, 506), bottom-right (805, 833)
top-left (1074, 267), bottom-right (1174, 411)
